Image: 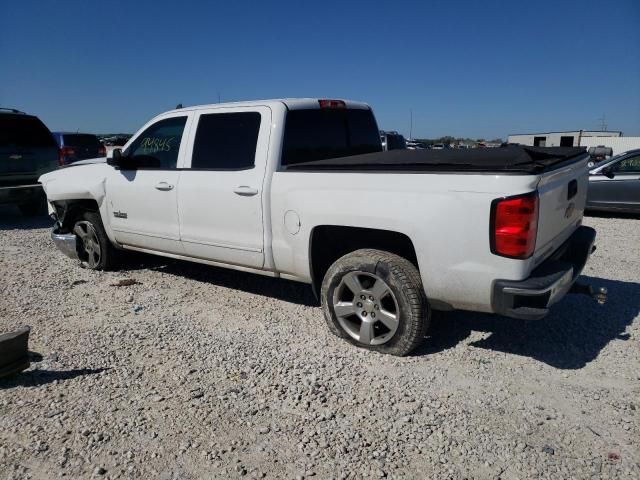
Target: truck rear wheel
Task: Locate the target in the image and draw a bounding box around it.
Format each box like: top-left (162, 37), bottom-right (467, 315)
top-left (321, 249), bottom-right (429, 356)
top-left (73, 211), bottom-right (116, 270)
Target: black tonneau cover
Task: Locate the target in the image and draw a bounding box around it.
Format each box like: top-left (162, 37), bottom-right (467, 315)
top-left (284, 146), bottom-right (587, 174)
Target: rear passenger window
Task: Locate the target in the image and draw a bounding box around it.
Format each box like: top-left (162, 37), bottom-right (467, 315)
top-left (191, 112), bottom-right (261, 170)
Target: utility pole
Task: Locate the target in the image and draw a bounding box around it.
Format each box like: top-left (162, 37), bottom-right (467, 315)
top-left (597, 114), bottom-right (607, 131)
top-left (409, 109), bottom-right (413, 141)
top-left (217, 92), bottom-right (221, 104)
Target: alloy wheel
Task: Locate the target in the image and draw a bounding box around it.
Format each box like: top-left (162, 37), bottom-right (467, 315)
top-left (74, 221), bottom-right (101, 268)
top-left (332, 271), bottom-right (400, 345)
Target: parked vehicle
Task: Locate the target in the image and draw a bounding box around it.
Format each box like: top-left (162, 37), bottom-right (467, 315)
top-left (587, 149), bottom-right (640, 214)
top-left (53, 132), bottom-right (106, 165)
top-left (0, 108), bottom-right (58, 215)
top-left (406, 141), bottom-right (427, 150)
top-left (101, 135), bottom-right (131, 147)
top-left (40, 98), bottom-right (602, 356)
top-left (380, 131), bottom-right (407, 151)
top-left (431, 143), bottom-right (445, 150)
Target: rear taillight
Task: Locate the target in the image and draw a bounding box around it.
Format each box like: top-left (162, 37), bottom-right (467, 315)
top-left (318, 99), bottom-right (346, 109)
top-left (58, 147), bottom-right (75, 166)
top-left (490, 192), bottom-right (539, 259)
top-left (98, 145), bottom-right (106, 156)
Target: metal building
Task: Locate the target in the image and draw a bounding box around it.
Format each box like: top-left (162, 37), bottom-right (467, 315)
top-left (578, 136), bottom-right (640, 156)
top-left (507, 130), bottom-right (621, 148)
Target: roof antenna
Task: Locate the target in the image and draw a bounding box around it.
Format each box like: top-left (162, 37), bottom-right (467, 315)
top-left (176, 103), bottom-right (183, 109)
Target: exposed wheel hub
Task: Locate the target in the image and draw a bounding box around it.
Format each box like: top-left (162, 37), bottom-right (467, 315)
top-left (74, 221), bottom-right (101, 269)
top-left (358, 296), bottom-right (378, 317)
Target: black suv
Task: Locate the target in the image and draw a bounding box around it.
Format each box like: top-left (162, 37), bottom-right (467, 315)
top-left (0, 108), bottom-right (59, 215)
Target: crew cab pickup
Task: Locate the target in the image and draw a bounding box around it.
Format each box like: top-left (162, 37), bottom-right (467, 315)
top-left (40, 98), bottom-right (602, 355)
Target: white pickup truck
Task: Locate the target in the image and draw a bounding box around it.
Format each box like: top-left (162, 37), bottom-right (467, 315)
top-left (40, 98), bottom-right (603, 355)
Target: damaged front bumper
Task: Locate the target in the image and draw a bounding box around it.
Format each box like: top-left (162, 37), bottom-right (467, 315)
top-left (51, 227), bottom-right (79, 260)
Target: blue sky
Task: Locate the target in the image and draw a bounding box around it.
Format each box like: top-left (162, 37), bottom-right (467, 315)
top-left (1, 0), bottom-right (638, 139)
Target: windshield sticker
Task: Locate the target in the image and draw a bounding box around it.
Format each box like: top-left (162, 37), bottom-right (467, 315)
top-left (139, 137), bottom-right (175, 153)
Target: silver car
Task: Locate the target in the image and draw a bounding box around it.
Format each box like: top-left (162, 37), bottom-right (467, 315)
top-left (587, 149), bottom-right (640, 214)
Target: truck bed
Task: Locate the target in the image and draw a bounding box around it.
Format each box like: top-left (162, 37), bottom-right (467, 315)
top-left (284, 145), bottom-right (588, 174)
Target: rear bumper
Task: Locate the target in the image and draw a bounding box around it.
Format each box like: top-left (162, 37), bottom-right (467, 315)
top-left (0, 183), bottom-right (43, 205)
top-left (492, 226), bottom-right (596, 320)
top-left (51, 227), bottom-right (79, 260)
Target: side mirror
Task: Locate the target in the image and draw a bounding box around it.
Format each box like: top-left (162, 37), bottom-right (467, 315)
top-left (602, 167), bottom-right (615, 179)
top-left (107, 148), bottom-right (122, 167)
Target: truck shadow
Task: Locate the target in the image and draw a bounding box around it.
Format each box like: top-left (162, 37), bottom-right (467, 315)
top-left (120, 254), bottom-right (636, 369)
top-left (0, 206), bottom-right (52, 231)
top-left (585, 211), bottom-right (640, 220)
top-left (121, 252), bottom-right (319, 307)
top-left (417, 276), bottom-right (639, 369)
top-left (0, 368), bottom-right (106, 389)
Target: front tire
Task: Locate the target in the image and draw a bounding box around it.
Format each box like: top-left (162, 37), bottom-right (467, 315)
top-left (321, 249), bottom-right (429, 356)
top-left (73, 211), bottom-right (117, 270)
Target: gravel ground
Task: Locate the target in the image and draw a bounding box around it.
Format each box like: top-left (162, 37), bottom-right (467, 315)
top-left (0, 207), bottom-right (638, 479)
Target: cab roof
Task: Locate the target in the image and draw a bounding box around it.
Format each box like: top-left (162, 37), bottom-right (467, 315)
top-left (162, 98), bottom-right (371, 116)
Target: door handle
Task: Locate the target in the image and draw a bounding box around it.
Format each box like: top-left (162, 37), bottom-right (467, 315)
top-left (233, 186), bottom-right (258, 196)
top-left (155, 182), bottom-right (174, 191)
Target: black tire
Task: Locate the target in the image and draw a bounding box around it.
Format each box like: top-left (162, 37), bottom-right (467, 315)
top-left (321, 249), bottom-right (429, 356)
top-left (72, 211), bottom-right (117, 270)
top-left (18, 198), bottom-right (46, 216)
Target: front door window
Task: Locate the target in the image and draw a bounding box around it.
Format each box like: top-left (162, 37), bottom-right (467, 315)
top-left (123, 117), bottom-right (187, 169)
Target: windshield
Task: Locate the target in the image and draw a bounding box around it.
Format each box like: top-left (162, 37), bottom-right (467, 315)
top-left (597, 151), bottom-right (632, 169)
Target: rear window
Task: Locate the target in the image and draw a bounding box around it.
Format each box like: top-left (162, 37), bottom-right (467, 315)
top-left (281, 108), bottom-right (381, 166)
top-left (191, 112), bottom-right (261, 170)
top-left (63, 134), bottom-right (100, 148)
top-left (0, 115), bottom-right (56, 149)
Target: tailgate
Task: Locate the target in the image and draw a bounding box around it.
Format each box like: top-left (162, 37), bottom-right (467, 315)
top-left (533, 153), bottom-right (590, 265)
top-left (1, 146), bottom-right (58, 175)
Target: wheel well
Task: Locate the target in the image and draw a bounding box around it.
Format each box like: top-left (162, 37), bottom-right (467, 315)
top-left (309, 225), bottom-right (419, 296)
top-left (53, 199), bottom-right (100, 232)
